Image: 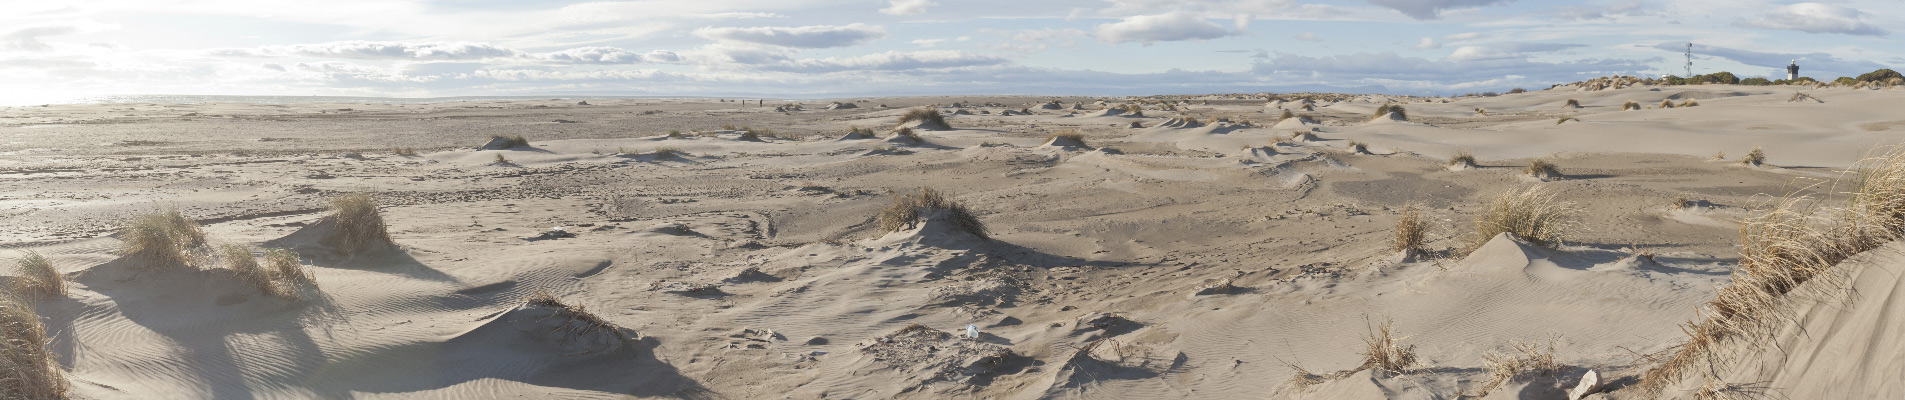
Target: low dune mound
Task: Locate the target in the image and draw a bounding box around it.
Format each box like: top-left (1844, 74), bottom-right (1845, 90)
top-left (266, 193), bottom-right (395, 260)
top-left (1067, 103), bottom-right (1085, 110)
top-left (480, 135), bottom-right (530, 150)
top-left (897, 108), bottom-right (951, 130)
top-left (1788, 92), bottom-right (1822, 103)
top-left (824, 102), bottom-right (858, 110)
top-left (1273, 116), bottom-right (1318, 130)
top-left (886, 128), bottom-right (924, 146)
top-left (466, 291), bottom-right (638, 356)
top-left (1038, 101), bottom-right (1063, 110)
top-left (878, 187), bottom-right (988, 242)
top-left (852, 324), bottom-right (1016, 390)
top-left (1040, 133), bottom-right (1088, 149)
top-left (838, 127), bottom-right (876, 140)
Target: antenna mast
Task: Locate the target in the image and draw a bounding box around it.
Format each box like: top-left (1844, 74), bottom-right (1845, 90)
top-left (1684, 42), bottom-right (1693, 77)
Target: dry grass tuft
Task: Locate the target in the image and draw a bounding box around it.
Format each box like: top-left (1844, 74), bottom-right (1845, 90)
top-left (892, 127), bottom-right (921, 144)
top-left (1623, 100), bottom-right (1642, 111)
top-left (1450, 151), bottom-right (1478, 168)
top-left (738, 130), bottom-right (762, 141)
top-left (877, 187), bottom-right (989, 239)
top-left (1556, 116), bottom-right (1578, 125)
top-left (392, 147), bottom-right (417, 156)
top-left (1564, 99), bottom-right (1581, 108)
top-left (1680, 99), bottom-right (1700, 107)
top-left (1346, 140), bottom-right (1369, 154)
top-left (1, 294), bottom-right (68, 399)
top-left (653, 147), bottom-right (681, 157)
top-left (1046, 131), bottom-right (1087, 147)
top-left (1740, 146), bottom-right (1765, 166)
top-left (121, 210), bottom-right (206, 270)
top-left (265, 248), bottom-right (314, 287)
top-left (1478, 338), bottom-right (1563, 395)
top-left (897, 108), bottom-right (949, 129)
top-left (1359, 317), bottom-right (1417, 375)
top-left (1280, 109), bottom-right (1295, 120)
top-left (1373, 103), bottom-right (1407, 120)
top-left (223, 245), bottom-right (299, 301)
top-left (1471, 185), bottom-right (1579, 249)
top-left (489, 135), bottom-right (529, 149)
top-left (1637, 145), bottom-right (1905, 394)
top-left (492, 153), bottom-right (509, 164)
top-left (326, 193), bottom-right (390, 257)
top-left (1525, 159), bottom-right (1560, 179)
top-left (10, 252), bottom-right (64, 299)
top-left (523, 290), bottom-right (626, 342)
top-left (1392, 205), bottom-right (1428, 254)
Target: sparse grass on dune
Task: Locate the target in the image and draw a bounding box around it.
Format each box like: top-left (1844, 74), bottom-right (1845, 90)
top-left (1638, 146), bottom-right (1905, 395)
top-left (652, 147), bottom-right (681, 158)
top-left (489, 135), bottom-right (528, 149)
top-left (524, 290), bottom-right (627, 341)
top-left (264, 248), bottom-right (314, 287)
top-left (1392, 205), bottom-right (1428, 254)
top-left (1280, 109), bottom-right (1295, 120)
top-left (492, 153), bottom-right (509, 164)
top-left (1623, 100), bottom-right (1642, 111)
top-left (1525, 159), bottom-right (1559, 179)
top-left (1046, 131), bottom-right (1086, 147)
top-left (326, 193), bottom-right (390, 258)
top-left (892, 127), bottom-right (921, 143)
top-left (1556, 116), bottom-right (1578, 125)
top-left (1659, 99), bottom-right (1676, 109)
top-left (1564, 99), bottom-right (1581, 108)
top-left (121, 210), bottom-right (206, 270)
top-left (878, 187), bottom-right (988, 239)
top-left (1, 294), bottom-right (68, 400)
top-left (1680, 99), bottom-right (1699, 107)
top-left (391, 147), bottom-right (417, 156)
top-left (1471, 185), bottom-right (1578, 250)
top-left (1477, 338), bottom-right (1562, 396)
top-left (738, 130), bottom-right (762, 141)
top-left (1373, 103), bottom-right (1406, 120)
top-left (897, 108), bottom-right (949, 129)
top-left (223, 245), bottom-right (298, 301)
top-left (1346, 140), bottom-right (1369, 154)
top-left (10, 252), bottom-right (64, 299)
top-left (1741, 146), bottom-right (1765, 166)
top-left (1449, 151), bottom-right (1478, 168)
top-left (1360, 317), bottom-right (1417, 375)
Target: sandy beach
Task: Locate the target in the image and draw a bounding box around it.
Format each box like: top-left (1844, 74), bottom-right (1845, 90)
top-left (6, 82), bottom-right (1905, 399)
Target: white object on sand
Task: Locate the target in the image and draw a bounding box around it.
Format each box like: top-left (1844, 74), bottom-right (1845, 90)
top-left (965, 324), bottom-right (979, 339)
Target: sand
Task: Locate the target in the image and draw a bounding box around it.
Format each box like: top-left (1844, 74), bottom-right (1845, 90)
top-left (3, 85), bottom-right (1904, 399)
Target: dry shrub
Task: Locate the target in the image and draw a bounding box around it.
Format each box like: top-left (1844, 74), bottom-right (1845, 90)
top-left (893, 127), bottom-right (921, 143)
top-left (1450, 151), bottom-right (1478, 168)
top-left (1392, 205), bottom-right (1428, 254)
top-left (326, 193), bottom-right (390, 257)
top-left (1346, 140), bottom-right (1369, 154)
top-left (524, 290), bottom-right (624, 341)
top-left (223, 245), bottom-right (299, 301)
top-left (121, 210), bottom-right (206, 270)
top-left (738, 130), bottom-right (761, 141)
top-left (1740, 146), bottom-right (1765, 166)
top-left (492, 153), bottom-right (509, 164)
top-left (391, 147), bottom-right (417, 156)
top-left (1556, 116), bottom-right (1578, 125)
top-left (877, 187), bottom-right (989, 239)
top-left (1564, 99), bottom-right (1581, 108)
top-left (1681, 99), bottom-right (1700, 107)
top-left (0, 294), bottom-right (67, 399)
top-left (1525, 159), bottom-right (1560, 179)
top-left (1659, 99), bottom-right (1677, 109)
top-left (1788, 93), bottom-right (1819, 103)
top-left (1471, 185), bottom-right (1578, 249)
top-left (489, 135), bottom-right (528, 149)
top-left (1280, 109), bottom-right (1295, 120)
top-left (1360, 317), bottom-right (1417, 374)
top-left (1046, 131), bottom-right (1087, 147)
top-left (1638, 145), bottom-right (1905, 394)
top-left (1478, 338), bottom-right (1563, 395)
top-left (897, 108), bottom-right (949, 129)
top-left (1373, 103), bottom-right (1407, 120)
top-left (265, 248), bottom-right (314, 287)
top-left (10, 252), bottom-right (64, 299)
top-left (1623, 100), bottom-right (1642, 111)
top-left (653, 147), bottom-right (681, 157)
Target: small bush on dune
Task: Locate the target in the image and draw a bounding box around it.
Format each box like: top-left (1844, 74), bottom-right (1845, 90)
top-left (897, 108), bottom-right (949, 129)
top-left (1360, 317), bottom-right (1417, 375)
top-left (524, 290), bottom-right (626, 341)
top-left (489, 135), bottom-right (529, 149)
top-left (492, 153), bottom-right (509, 164)
top-left (1564, 99), bottom-right (1581, 108)
top-left (1556, 116), bottom-right (1578, 125)
top-left (893, 127), bottom-right (921, 143)
top-left (1680, 99), bottom-right (1699, 107)
top-left (10, 252), bottom-right (64, 299)
top-left (1477, 338), bottom-right (1562, 396)
top-left (1373, 104), bottom-right (1407, 120)
top-left (1471, 185), bottom-right (1578, 249)
top-left (653, 147), bottom-right (681, 158)
top-left (1525, 159), bottom-right (1559, 179)
top-left (878, 187), bottom-right (988, 239)
top-left (1, 294), bottom-right (68, 399)
top-left (1346, 140), bottom-right (1369, 154)
top-left (1741, 146), bottom-right (1766, 166)
top-left (1046, 132), bottom-right (1087, 147)
top-left (265, 249), bottom-right (313, 287)
top-left (121, 210), bottom-right (206, 270)
top-left (739, 130), bottom-right (761, 141)
top-left (1280, 109), bottom-right (1295, 120)
top-left (1450, 151), bottom-right (1478, 167)
top-left (1658, 99), bottom-right (1676, 109)
top-left (224, 245), bottom-right (297, 301)
top-left (326, 193), bottom-right (390, 258)
top-left (1392, 205), bottom-right (1428, 254)
top-left (1623, 100), bottom-right (1641, 111)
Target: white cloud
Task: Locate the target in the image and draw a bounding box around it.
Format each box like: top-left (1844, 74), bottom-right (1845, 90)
top-left (763, 50), bottom-right (1008, 73)
top-left (910, 39), bottom-right (947, 48)
top-left (693, 24), bottom-right (888, 48)
top-left (880, 0), bottom-right (935, 16)
top-left (1444, 32), bottom-right (1483, 41)
top-left (2, 25), bottom-right (79, 52)
top-left (1444, 43), bottom-right (1585, 62)
top-left (537, 47), bottom-right (683, 64)
top-left (978, 29), bottom-right (1088, 54)
top-left (1739, 3), bottom-right (1887, 37)
top-left (1096, 12), bottom-right (1240, 45)
top-left (224, 41), bottom-right (524, 60)
top-left (1295, 32), bottom-right (1322, 42)
top-left (1365, 0), bottom-right (1513, 20)
top-left (1556, 0), bottom-right (1650, 20)
top-left (1415, 38), bottom-right (1440, 49)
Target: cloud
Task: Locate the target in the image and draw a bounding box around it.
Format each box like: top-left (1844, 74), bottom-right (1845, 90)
top-left (537, 47), bottom-right (682, 64)
top-left (1445, 43), bottom-right (1586, 61)
top-left (1295, 32), bottom-right (1321, 42)
top-left (693, 24), bottom-right (888, 48)
top-left (2, 25), bottom-right (81, 52)
top-left (261, 63), bottom-right (285, 71)
top-left (225, 41), bottom-right (524, 60)
top-left (1415, 38), bottom-right (1439, 49)
top-left (978, 28), bottom-right (1088, 53)
top-left (1365, 0), bottom-right (1513, 20)
top-left (910, 39), bottom-right (947, 48)
top-left (1556, 0), bottom-right (1650, 20)
top-left (1739, 3), bottom-right (1886, 37)
top-left (1095, 12), bottom-right (1240, 45)
top-left (762, 50), bottom-right (1008, 73)
top-left (880, 0), bottom-right (935, 16)
top-left (1444, 32), bottom-right (1483, 41)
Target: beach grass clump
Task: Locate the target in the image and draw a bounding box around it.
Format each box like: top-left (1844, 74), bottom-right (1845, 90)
top-left (1392, 205), bottom-right (1428, 254)
top-left (667, 130), bottom-right (683, 139)
top-left (893, 127), bottom-right (921, 144)
top-left (121, 210), bottom-right (206, 270)
top-left (1556, 116), bottom-right (1578, 125)
top-left (325, 193), bottom-right (391, 258)
top-left (1280, 109), bottom-right (1295, 121)
top-left (1373, 103), bottom-right (1407, 120)
top-left (10, 252), bottom-right (64, 299)
top-left (1680, 99), bottom-right (1700, 107)
top-left (492, 153), bottom-right (509, 164)
top-left (265, 248), bottom-right (314, 287)
top-left (1346, 140), bottom-right (1369, 154)
top-left (1741, 146), bottom-right (1765, 166)
top-left (897, 108), bottom-right (949, 129)
top-left (1525, 159), bottom-right (1560, 179)
top-left (1564, 99), bottom-right (1581, 108)
top-left (392, 147), bottom-right (417, 156)
top-left (1623, 100), bottom-right (1642, 111)
top-left (1478, 338), bottom-right (1562, 395)
top-left (1658, 100), bottom-right (1676, 109)
top-left (489, 135), bottom-right (529, 149)
top-left (524, 290), bottom-right (626, 342)
top-left (1359, 317), bottom-right (1417, 375)
top-left (1471, 186), bottom-right (1578, 249)
top-left (1046, 131), bottom-right (1087, 147)
top-left (1, 293), bottom-right (68, 400)
top-left (223, 245), bottom-right (301, 301)
top-left (653, 147), bottom-right (681, 158)
top-left (877, 187), bottom-right (988, 239)
top-left (739, 130), bottom-right (762, 141)
top-left (1450, 151), bottom-right (1478, 168)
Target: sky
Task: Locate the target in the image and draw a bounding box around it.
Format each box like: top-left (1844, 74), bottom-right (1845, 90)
top-left (1, 0), bottom-right (1900, 103)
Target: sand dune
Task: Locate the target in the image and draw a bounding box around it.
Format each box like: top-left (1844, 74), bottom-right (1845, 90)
top-left (2, 84), bottom-right (1903, 399)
